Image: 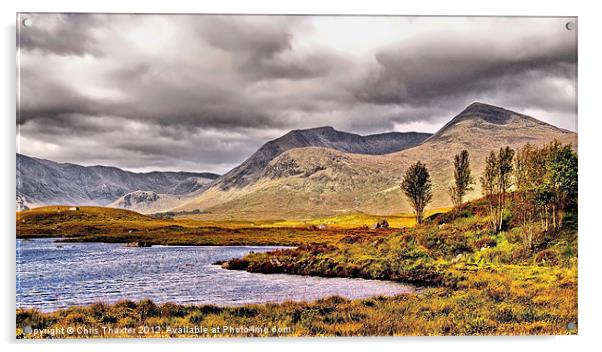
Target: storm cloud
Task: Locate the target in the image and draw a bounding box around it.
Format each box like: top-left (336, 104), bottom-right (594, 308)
top-left (17, 14), bottom-right (577, 173)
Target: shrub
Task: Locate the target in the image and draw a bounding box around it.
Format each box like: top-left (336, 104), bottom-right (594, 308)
top-left (535, 249), bottom-right (559, 266)
top-left (426, 209), bottom-right (474, 225)
top-left (188, 311), bottom-right (204, 325)
top-left (16, 309), bottom-right (48, 331)
top-left (418, 230), bottom-right (471, 257)
top-left (230, 307), bottom-right (258, 318)
top-left (473, 236), bottom-right (497, 250)
top-left (159, 302), bottom-right (188, 318)
top-left (64, 312), bottom-right (95, 325)
top-left (89, 302), bottom-right (116, 324)
top-left (136, 298), bottom-right (158, 322)
top-left (506, 228), bottom-right (523, 244)
top-left (198, 305), bottom-right (223, 315)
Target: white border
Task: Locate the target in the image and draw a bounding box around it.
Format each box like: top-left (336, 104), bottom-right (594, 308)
top-left (3, 1), bottom-right (601, 352)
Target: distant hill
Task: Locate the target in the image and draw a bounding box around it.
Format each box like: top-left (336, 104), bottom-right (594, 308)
top-left (175, 102), bottom-right (577, 219)
top-left (16, 154), bottom-right (219, 209)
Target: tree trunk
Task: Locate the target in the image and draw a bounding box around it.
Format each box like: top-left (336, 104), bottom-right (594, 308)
top-left (552, 204), bottom-right (557, 230)
top-left (497, 191), bottom-right (505, 233)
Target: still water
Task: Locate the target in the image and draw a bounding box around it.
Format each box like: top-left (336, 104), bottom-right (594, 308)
top-left (17, 238), bottom-right (415, 311)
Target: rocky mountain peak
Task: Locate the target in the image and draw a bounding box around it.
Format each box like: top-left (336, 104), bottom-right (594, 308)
top-left (427, 102), bottom-right (567, 143)
top-left (455, 102), bottom-right (518, 124)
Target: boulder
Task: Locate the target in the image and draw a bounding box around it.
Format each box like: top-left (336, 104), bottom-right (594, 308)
top-left (372, 219), bottom-right (389, 229)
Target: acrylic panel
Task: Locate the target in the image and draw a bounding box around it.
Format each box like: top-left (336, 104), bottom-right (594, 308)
top-left (16, 14), bottom-right (578, 338)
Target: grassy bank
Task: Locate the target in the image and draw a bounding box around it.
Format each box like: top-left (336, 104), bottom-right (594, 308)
top-left (223, 200), bottom-right (577, 286)
top-left (17, 206), bottom-right (403, 246)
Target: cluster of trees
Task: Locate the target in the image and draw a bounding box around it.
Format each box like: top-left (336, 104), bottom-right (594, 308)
top-left (400, 141), bottom-right (577, 243)
top-left (481, 147), bottom-right (515, 233)
top-left (512, 142), bottom-right (577, 248)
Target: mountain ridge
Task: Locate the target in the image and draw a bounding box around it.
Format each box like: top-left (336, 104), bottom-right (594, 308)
top-left (214, 127), bottom-right (432, 191)
top-left (16, 153), bottom-right (219, 208)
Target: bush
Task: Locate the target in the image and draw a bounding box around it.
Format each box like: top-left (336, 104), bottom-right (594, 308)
top-left (426, 209), bottom-right (474, 225)
top-left (64, 312), bottom-right (95, 325)
top-left (418, 230), bottom-right (471, 257)
top-left (535, 249), bottom-right (559, 266)
top-left (230, 307), bottom-right (258, 318)
top-left (188, 311), bottom-right (204, 325)
top-left (16, 309), bottom-right (48, 331)
top-left (477, 248), bottom-right (513, 264)
top-left (136, 298), bottom-right (158, 322)
top-left (89, 302), bottom-right (116, 324)
top-left (506, 228), bottom-right (523, 244)
top-left (159, 302), bottom-right (189, 318)
top-left (198, 305), bottom-right (223, 315)
top-left (473, 236), bottom-right (497, 250)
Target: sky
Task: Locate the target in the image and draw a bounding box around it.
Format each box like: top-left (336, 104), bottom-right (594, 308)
top-left (17, 14), bottom-right (577, 174)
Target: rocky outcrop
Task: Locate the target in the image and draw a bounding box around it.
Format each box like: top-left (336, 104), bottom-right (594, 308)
top-left (114, 191), bottom-right (160, 208)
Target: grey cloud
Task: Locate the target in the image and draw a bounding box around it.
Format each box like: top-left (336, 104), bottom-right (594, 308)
top-left (356, 29), bottom-right (576, 111)
top-left (18, 13), bottom-right (105, 56)
top-left (19, 116), bottom-right (273, 173)
top-left (18, 15), bottom-right (347, 130)
top-left (17, 15), bottom-right (577, 172)
top-left (195, 16), bottom-right (347, 81)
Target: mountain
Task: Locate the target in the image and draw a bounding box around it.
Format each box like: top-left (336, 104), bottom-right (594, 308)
top-left (175, 103), bottom-right (577, 219)
top-left (214, 126), bottom-right (432, 190)
top-left (16, 154), bottom-right (219, 209)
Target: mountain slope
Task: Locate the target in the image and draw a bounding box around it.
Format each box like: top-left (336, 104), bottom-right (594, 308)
top-left (176, 103), bottom-right (577, 219)
top-left (214, 126), bottom-right (431, 190)
top-left (16, 154), bottom-right (219, 208)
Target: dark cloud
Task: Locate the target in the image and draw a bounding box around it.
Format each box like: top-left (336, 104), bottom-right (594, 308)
top-left (355, 29), bottom-right (576, 109)
top-left (18, 13), bottom-right (105, 56)
top-left (17, 15), bottom-right (577, 173)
